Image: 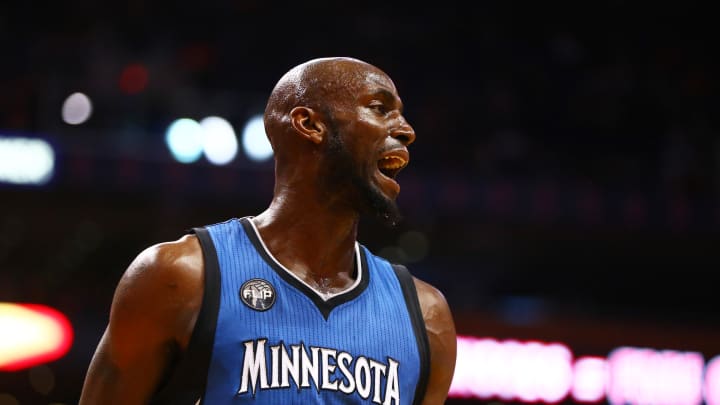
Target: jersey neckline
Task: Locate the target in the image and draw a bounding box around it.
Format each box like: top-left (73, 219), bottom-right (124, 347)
top-left (239, 217), bottom-right (370, 320)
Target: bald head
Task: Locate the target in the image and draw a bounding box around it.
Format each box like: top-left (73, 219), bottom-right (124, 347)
top-left (260, 57), bottom-right (413, 224)
top-left (263, 57), bottom-right (393, 153)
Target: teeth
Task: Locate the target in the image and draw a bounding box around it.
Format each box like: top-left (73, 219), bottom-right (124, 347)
top-left (379, 156), bottom-right (407, 169)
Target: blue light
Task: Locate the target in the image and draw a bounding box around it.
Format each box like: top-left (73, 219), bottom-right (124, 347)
top-left (165, 118), bottom-right (203, 163)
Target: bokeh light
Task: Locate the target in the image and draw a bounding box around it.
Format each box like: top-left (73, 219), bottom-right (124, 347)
top-left (0, 394), bottom-right (19, 405)
top-left (29, 365), bottom-right (56, 395)
top-left (61, 92), bottom-right (93, 125)
top-left (242, 114), bottom-right (273, 162)
top-left (0, 303), bottom-right (73, 371)
top-left (572, 357), bottom-right (607, 402)
top-left (397, 231), bottom-right (428, 262)
top-left (165, 118), bottom-right (204, 164)
top-left (200, 116), bottom-right (238, 166)
top-left (118, 63), bottom-right (149, 94)
top-left (607, 347), bottom-right (704, 405)
top-left (706, 355), bottom-right (720, 405)
top-left (0, 136), bottom-right (55, 185)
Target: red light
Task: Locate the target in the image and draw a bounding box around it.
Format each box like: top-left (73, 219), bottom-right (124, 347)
top-left (118, 63), bottom-right (149, 95)
top-left (0, 303), bottom-right (73, 371)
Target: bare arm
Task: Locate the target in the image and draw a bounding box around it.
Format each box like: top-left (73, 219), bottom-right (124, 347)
top-left (414, 278), bottom-right (457, 405)
top-left (79, 235), bottom-right (204, 405)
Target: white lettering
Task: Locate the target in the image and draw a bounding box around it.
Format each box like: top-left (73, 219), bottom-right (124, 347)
top-left (238, 339), bottom-right (269, 395)
top-left (384, 358), bottom-right (400, 405)
top-left (355, 356), bottom-right (372, 399)
top-left (321, 348), bottom-right (339, 390)
top-left (301, 343), bottom-right (320, 391)
top-left (237, 339), bottom-right (401, 402)
top-left (370, 359), bottom-right (387, 403)
top-left (243, 289), bottom-right (273, 299)
top-left (337, 351), bottom-right (356, 394)
top-left (281, 344), bottom-right (301, 389)
top-left (269, 344), bottom-right (280, 388)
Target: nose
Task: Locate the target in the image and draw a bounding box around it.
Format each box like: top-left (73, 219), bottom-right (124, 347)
top-left (391, 117), bottom-right (416, 146)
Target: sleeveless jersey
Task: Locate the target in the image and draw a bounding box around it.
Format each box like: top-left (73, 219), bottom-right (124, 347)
top-left (151, 217), bottom-right (430, 405)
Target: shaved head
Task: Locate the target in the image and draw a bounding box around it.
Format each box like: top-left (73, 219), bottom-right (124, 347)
top-left (261, 57), bottom-right (410, 226)
top-left (263, 57), bottom-right (393, 154)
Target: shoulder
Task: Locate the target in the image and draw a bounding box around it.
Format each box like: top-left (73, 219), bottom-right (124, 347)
top-left (411, 277), bottom-right (455, 341)
top-left (412, 278), bottom-right (450, 318)
top-left (120, 234), bottom-right (203, 296)
top-left (412, 276), bottom-right (457, 404)
top-left (79, 234), bottom-right (206, 403)
top-left (111, 234), bottom-right (205, 347)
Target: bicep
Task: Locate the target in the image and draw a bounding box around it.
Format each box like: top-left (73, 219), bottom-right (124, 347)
top-left (79, 326), bottom-right (175, 405)
top-left (80, 240), bottom-right (202, 405)
top-left (415, 279), bottom-right (457, 405)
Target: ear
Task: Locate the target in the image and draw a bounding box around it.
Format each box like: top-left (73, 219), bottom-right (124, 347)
top-left (290, 106), bottom-right (326, 145)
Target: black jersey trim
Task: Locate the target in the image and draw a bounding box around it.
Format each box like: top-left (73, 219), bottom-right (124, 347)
top-left (240, 217), bottom-right (369, 320)
top-left (391, 264), bottom-right (431, 405)
top-left (150, 227), bottom-right (221, 405)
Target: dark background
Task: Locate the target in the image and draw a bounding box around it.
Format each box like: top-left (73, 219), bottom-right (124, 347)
top-left (1, 1), bottom-right (718, 404)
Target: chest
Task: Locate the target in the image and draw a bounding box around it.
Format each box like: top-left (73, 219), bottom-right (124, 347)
top-left (206, 262), bottom-right (420, 404)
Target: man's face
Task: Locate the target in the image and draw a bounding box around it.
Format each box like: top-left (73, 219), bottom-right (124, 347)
top-left (321, 70), bottom-right (416, 226)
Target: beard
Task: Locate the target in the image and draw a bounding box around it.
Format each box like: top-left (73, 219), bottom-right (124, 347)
top-left (322, 124), bottom-right (402, 227)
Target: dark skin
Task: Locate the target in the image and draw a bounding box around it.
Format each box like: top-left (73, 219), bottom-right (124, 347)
top-left (80, 57), bottom-right (457, 404)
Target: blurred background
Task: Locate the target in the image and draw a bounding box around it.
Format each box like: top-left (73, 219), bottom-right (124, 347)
top-left (1, 1), bottom-right (718, 404)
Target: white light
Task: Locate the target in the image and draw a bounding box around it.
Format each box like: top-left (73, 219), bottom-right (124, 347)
top-left (165, 118), bottom-right (203, 164)
top-left (0, 137), bottom-right (55, 185)
top-left (451, 336), bottom-right (720, 405)
top-left (200, 116), bottom-right (238, 166)
top-left (572, 357), bottom-right (608, 402)
top-left (242, 114), bottom-right (273, 162)
top-left (61, 92), bottom-right (92, 125)
top-left (450, 336), bottom-right (572, 402)
top-left (607, 347), bottom-right (704, 405)
top-left (706, 355), bottom-right (720, 405)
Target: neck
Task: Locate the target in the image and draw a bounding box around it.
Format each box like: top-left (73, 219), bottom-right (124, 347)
top-left (251, 186), bottom-right (360, 290)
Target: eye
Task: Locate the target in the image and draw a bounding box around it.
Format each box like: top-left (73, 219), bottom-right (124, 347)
top-left (368, 101), bottom-right (388, 115)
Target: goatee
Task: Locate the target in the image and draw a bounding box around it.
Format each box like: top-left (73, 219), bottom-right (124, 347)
top-left (323, 127), bottom-right (402, 227)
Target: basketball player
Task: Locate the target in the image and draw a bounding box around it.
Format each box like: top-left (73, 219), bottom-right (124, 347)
top-left (79, 57), bottom-right (456, 404)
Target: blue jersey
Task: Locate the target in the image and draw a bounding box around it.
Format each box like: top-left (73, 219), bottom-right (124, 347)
top-left (151, 217), bottom-right (430, 405)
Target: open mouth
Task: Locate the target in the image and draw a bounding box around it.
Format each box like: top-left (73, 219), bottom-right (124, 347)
top-left (377, 153), bottom-right (408, 179)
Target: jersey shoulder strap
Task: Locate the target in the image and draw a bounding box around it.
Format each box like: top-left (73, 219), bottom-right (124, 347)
top-left (390, 263), bottom-right (431, 405)
top-left (150, 227), bottom-right (221, 405)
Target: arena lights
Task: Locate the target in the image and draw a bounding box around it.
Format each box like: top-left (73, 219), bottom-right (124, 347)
top-left (706, 357), bottom-right (720, 405)
top-left (165, 116), bottom-right (239, 165)
top-left (607, 347), bottom-right (704, 405)
top-left (0, 303), bottom-right (73, 371)
top-left (118, 63), bottom-right (149, 94)
top-left (165, 118), bottom-right (204, 163)
top-left (0, 136), bottom-right (55, 185)
top-left (61, 92), bottom-right (93, 125)
top-left (200, 116), bottom-right (238, 165)
top-left (451, 337), bottom-right (573, 402)
top-left (450, 335), bottom-right (719, 405)
top-left (241, 114), bottom-right (273, 162)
